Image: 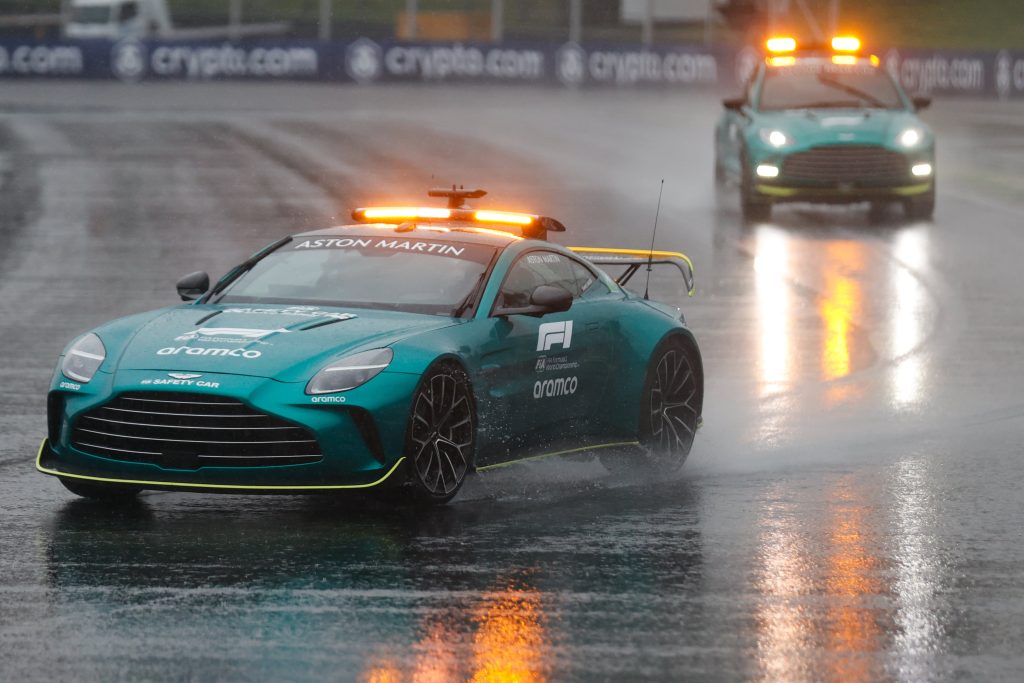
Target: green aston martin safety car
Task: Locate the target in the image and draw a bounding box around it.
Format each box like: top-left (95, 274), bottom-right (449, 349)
top-left (38, 188), bottom-right (703, 504)
top-left (715, 36), bottom-right (935, 221)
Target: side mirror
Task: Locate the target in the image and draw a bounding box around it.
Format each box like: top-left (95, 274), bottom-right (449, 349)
top-left (530, 285), bottom-right (573, 314)
top-left (912, 96), bottom-right (931, 111)
top-left (176, 271), bottom-right (209, 302)
top-left (722, 97), bottom-right (745, 112)
top-left (493, 285), bottom-right (573, 318)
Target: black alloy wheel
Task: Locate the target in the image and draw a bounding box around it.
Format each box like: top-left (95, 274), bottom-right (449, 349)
top-left (904, 187), bottom-right (936, 221)
top-left (601, 337), bottom-right (701, 475)
top-left (406, 364), bottom-right (476, 504)
top-left (740, 151), bottom-right (772, 222)
top-left (642, 338), bottom-right (700, 471)
top-left (60, 478), bottom-right (140, 502)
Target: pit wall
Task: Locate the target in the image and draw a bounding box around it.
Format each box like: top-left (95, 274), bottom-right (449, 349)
top-left (2, 37), bottom-right (1022, 99)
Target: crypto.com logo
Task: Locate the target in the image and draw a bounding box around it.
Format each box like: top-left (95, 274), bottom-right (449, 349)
top-left (556, 42), bottom-right (586, 86)
top-left (111, 38), bottom-right (146, 82)
top-left (346, 38), bottom-right (382, 84)
top-left (537, 321), bottom-right (573, 352)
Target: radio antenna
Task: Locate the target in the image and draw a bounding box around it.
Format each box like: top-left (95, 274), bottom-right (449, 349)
top-left (644, 179), bottom-right (664, 301)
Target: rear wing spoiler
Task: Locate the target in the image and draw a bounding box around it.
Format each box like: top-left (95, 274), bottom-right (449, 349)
top-left (568, 247), bottom-right (695, 297)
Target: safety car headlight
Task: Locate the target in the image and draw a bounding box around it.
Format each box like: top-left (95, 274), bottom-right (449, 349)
top-left (61, 333), bottom-right (106, 383)
top-left (759, 129), bottom-right (791, 148)
top-left (898, 128), bottom-right (923, 148)
top-left (306, 348), bottom-right (393, 395)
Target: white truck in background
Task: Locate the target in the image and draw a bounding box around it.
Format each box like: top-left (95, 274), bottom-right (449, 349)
top-left (63, 0), bottom-right (289, 40)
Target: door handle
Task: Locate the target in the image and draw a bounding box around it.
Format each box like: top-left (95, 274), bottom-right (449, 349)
top-left (586, 322), bottom-right (600, 331)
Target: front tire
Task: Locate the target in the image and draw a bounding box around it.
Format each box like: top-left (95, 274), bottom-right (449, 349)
top-left (404, 363), bottom-right (476, 505)
top-left (904, 187), bottom-right (935, 220)
top-left (60, 478), bottom-right (140, 502)
top-left (740, 152), bottom-right (772, 222)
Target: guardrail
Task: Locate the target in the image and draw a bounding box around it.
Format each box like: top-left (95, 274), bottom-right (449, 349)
top-left (1, 37), bottom-right (1021, 99)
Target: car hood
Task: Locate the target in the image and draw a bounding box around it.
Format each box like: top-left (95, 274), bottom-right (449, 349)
top-left (751, 109), bottom-right (925, 147)
top-left (111, 303), bottom-right (458, 381)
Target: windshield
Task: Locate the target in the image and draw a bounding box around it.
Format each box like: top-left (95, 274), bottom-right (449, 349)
top-left (70, 5), bottom-right (112, 24)
top-left (215, 234), bottom-right (495, 316)
top-left (758, 61), bottom-right (904, 110)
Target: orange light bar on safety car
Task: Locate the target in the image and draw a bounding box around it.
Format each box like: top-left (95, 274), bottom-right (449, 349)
top-left (359, 207), bottom-right (451, 220)
top-left (832, 55), bottom-right (858, 65)
top-left (354, 206), bottom-right (536, 227)
top-left (831, 36), bottom-right (861, 52)
top-left (473, 210), bottom-right (534, 226)
top-left (766, 36), bottom-right (797, 53)
top-left (767, 56), bottom-right (796, 67)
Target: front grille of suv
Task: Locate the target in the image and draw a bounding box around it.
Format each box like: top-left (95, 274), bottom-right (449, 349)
top-left (781, 145), bottom-right (910, 185)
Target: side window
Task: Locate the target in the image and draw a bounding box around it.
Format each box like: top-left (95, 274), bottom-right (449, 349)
top-left (497, 251), bottom-right (577, 309)
top-left (567, 258), bottom-right (610, 298)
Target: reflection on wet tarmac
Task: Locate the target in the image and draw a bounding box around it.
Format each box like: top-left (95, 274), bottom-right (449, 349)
top-left (755, 478), bottom-right (888, 683)
top-left (889, 457), bottom-right (948, 682)
top-left (472, 584), bottom-right (547, 683)
top-left (889, 228), bottom-right (932, 409)
top-left (745, 216), bottom-right (935, 418)
top-left (362, 581), bottom-right (548, 683)
top-left (823, 478), bottom-right (884, 682)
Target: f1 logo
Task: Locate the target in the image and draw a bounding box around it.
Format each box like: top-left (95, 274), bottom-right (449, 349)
top-left (537, 321), bottom-right (573, 352)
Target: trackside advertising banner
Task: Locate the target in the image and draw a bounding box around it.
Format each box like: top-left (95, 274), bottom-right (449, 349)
top-left (0, 37), bottom-right (1021, 98)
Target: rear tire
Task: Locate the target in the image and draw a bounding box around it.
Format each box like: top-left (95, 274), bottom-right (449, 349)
top-left (404, 363), bottom-right (476, 505)
top-left (60, 478), bottom-right (140, 502)
top-left (601, 337), bottom-right (701, 475)
top-left (904, 188), bottom-right (935, 220)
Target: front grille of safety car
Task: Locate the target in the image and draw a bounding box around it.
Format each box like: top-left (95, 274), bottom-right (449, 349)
top-left (781, 145), bottom-right (910, 185)
top-left (70, 392), bottom-right (322, 469)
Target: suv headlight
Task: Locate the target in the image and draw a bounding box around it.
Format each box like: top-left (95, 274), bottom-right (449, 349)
top-left (898, 128), bottom-right (923, 147)
top-left (61, 333), bottom-right (106, 383)
top-left (306, 348), bottom-right (393, 395)
top-left (759, 129), bottom-right (791, 148)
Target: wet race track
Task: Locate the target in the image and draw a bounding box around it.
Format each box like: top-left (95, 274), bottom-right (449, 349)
top-left (1, 82), bottom-right (1023, 681)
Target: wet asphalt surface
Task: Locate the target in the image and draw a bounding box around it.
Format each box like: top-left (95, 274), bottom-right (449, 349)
top-left (1, 82), bottom-right (1023, 681)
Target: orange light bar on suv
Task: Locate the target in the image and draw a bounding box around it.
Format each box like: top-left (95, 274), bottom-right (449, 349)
top-left (831, 36), bottom-right (861, 52)
top-left (766, 36), bottom-right (797, 53)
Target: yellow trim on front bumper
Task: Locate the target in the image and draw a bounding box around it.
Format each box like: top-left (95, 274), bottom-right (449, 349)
top-left (35, 439), bottom-right (405, 491)
top-left (756, 183), bottom-right (932, 198)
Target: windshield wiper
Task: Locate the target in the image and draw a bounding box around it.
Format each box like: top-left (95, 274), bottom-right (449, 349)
top-left (815, 75), bottom-right (887, 108)
top-left (206, 235), bottom-right (293, 303)
top-left (451, 273), bottom-right (486, 319)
